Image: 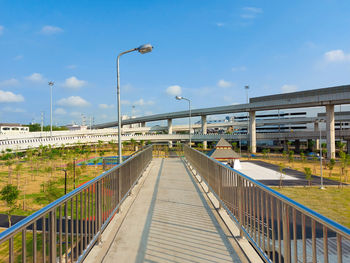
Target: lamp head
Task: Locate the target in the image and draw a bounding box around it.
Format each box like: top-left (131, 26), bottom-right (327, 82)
top-left (48, 81), bottom-right (54, 86)
top-left (175, 96), bottom-right (182, 100)
top-left (137, 44), bottom-right (153, 54)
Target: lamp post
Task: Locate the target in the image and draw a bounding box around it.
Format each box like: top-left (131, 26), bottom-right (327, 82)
top-left (59, 169), bottom-right (68, 195)
top-left (175, 96), bottom-right (192, 147)
top-left (48, 81), bottom-right (54, 137)
top-left (316, 119), bottom-right (325, 190)
top-left (245, 85), bottom-right (249, 149)
top-left (116, 44), bottom-right (153, 164)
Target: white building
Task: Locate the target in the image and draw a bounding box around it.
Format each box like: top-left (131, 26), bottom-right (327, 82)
top-left (0, 123), bottom-right (29, 134)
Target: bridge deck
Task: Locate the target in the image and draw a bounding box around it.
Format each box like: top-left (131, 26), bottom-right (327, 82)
top-left (95, 158), bottom-right (244, 263)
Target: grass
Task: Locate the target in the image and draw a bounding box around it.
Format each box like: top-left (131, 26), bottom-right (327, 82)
top-left (272, 186), bottom-right (350, 228)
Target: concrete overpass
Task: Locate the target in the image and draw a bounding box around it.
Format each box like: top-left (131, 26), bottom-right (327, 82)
top-left (93, 85), bottom-right (350, 158)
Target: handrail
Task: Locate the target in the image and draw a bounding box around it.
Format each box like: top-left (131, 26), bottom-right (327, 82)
top-left (184, 145), bottom-right (350, 263)
top-left (0, 145), bottom-right (153, 262)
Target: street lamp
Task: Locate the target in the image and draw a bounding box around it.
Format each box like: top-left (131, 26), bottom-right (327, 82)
top-left (58, 169), bottom-right (68, 195)
top-left (175, 96), bottom-right (192, 147)
top-left (48, 81), bottom-right (54, 138)
top-left (316, 119), bottom-right (325, 190)
top-left (116, 44), bottom-right (153, 164)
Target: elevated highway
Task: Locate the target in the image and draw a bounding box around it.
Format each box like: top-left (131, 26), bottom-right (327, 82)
top-left (92, 85), bottom-right (350, 158)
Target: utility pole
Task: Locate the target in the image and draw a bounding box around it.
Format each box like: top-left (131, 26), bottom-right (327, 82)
top-left (41, 112), bottom-right (44, 132)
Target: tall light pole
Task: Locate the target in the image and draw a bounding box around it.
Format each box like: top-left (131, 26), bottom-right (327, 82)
top-left (175, 96), bottom-right (192, 147)
top-left (245, 85), bottom-right (249, 148)
top-left (48, 81), bottom-right (54, 138)
top-left (117, 44), bottom-right (153, 164)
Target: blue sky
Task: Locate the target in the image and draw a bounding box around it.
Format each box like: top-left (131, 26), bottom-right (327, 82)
top-left (1, 0), bottom-right (350, 126)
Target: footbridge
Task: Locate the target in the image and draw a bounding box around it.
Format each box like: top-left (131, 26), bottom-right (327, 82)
top-left (0, 145), bottom-right (349, 262)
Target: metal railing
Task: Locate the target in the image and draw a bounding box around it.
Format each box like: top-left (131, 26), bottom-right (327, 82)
top-left (184, 145), bottom-right (350, 263)
top-left (0, 145), bottom-right (152, 263)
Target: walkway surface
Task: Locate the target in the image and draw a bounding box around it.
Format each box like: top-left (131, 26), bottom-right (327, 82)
top-left (99, 158), bottom-right (243, 263)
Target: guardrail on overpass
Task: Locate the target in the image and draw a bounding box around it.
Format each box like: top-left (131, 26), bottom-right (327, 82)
top-left (184, 145), bottom-right (350, 263)
top-left (0, 145), bottom-right (152, 262)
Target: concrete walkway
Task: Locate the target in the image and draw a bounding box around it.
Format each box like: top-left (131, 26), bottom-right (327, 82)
top-left (100, 158), bottom-right (243, 263)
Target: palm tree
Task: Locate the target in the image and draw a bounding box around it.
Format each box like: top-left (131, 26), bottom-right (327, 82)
top-left (327, 158), bottom-right (336, 177)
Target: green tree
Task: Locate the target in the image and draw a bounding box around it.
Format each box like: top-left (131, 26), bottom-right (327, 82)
top-left (288, 150), bottom-right (294, 164)
top-left (304, 167), bottom-right (313, 186)
top-left (14, 163), bottom-right (23, 188)
top-left (0, 184), bottom-right (20, 227)
top-left (327, 158), bottom-right (336, 177)
top-left (300, 152), bottom-right (306, 163)
top-left (5, 160), bottom-right (14, 184)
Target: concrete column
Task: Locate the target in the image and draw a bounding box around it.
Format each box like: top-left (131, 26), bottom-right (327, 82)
top-left (326, 105), bottom-right (335, 159)
top-left (141, 122), bottom-right (146, 127)
top-left (168, 119), bottom-right (173, 148)
top-left (347, 140), bottom-right (350, 154)
top-left (249, 111), bottom-right (256, 153)
top-left (201, 115), bottom-right (207, 149)
top-left (314, 122), bottom-right (320, 150)
top-left (295, 139), bottom-right (300, 153)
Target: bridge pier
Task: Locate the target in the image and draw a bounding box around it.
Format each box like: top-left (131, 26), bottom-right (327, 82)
top-left (249, 111), bottom-right (256, 153)
top-left (201, 115), bottom-right (207, 149)
top-left (326, 105), bottom-right (335, 159)
top-left (168, 118), bottom-right (173, 148)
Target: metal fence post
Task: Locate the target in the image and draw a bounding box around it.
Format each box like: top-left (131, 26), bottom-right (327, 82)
top-left (49, 210), bottom-right (57, 263)
top-left (282, 203), bottom-right (291, 263)
top-left (96, 181), bottom-right (102, 244)
top-left (238, 177), bottom-right (244, 238)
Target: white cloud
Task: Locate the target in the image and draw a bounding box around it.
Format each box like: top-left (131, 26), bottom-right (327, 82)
top-left (216, 22), bottom-right (225, 27)
top-left (66, 64), bottom-right (77, 69)
top-left (62, 76), bottom-right (87, 89)
top-left (41, 25), bottom-right (63, 35)
top-left (0, 78), bottom-right (19, 87)
top-left (2, 106), bottom-right (25, 113)
top-left (241, 7), bottom-right (263, 19)
top-left (217, 79), bottom-right (234, 88)
top-left (99, 103), bottom-right (114, 109)
top-left (281, 84), bottom-right (298, 93)
top-left (122, 83), bottom-right (133, 92)
top-left (232, 66), bottom-right (247, 72)
top-left (0, 25), bottom-right (4, 35)
top-left (70, 111), bottom-right (81, 117)
top-left (13, 55), bottom-right (23, 61)
top-left (144, 111), bottom-right (153, 115)
top-left (57, 96), bottom-right (90, 107)
top-left (134, 99), bottom-right (154, 106)
top-left (121, 100), bottom-right (131, 105)
top-left (166, 85), bottom-right (182, 96)
top-left (0, 90), bottom-right (24, 102)
top-left (324, 49), bottom-right (350, 62)
top-left (54, 108), bottom-right (67, 115)
top-left (26, 73), bottom-right (45, 83)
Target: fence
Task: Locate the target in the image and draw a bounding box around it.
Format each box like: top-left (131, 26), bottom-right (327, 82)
top-left (184, 145), bottom-right (350, 263)
top-left (0, 145), bottom-right (152, 263)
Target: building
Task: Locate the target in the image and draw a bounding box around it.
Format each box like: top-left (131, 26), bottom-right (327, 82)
top-left (0, 123), bottom-right (29, 134)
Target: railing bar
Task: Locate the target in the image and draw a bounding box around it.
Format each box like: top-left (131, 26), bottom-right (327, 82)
top-left (80, 191), bottom-right (83, 256)
top-left (22, 228), bottom-right (26, 263)
top-left (250, 182), bottom-right (253, 237)
top-left (312, 219), bottom-right (317, 263)
top-left (323, 226), bottom-right (328, 263)
top-left (266, 192), bottom-right (270, 257)
top-left (75, 194), bottom-right (79, 260)
top-left (65, 202), bottom-right (68, 263)
top-left (257, 187), bottom-right (261, 247)
top-left (253, 184), bottom-right (256, 242)
top-left (271, 196), bottom-right (275, 263)
top-left (70, 198), bottom-right (73, 263)
top-left (9, 237), bottom-right (14, 263)
top-left (337, 234), bottom-right (342, 263)
top-left (277, 200), bottom-right (281, 263)
top-left (261, 190), bottom-right (265, 253)
top-left (43, 215), bottom-right (46, 263)
top-left (59, 205), bottom-right (62, 263)
top-left (33, 222), bottom-right (37, 263)
top-left (84, 189), bottom-right (88, 250)
top-left (302, 214), bottom-right (306, 263)
top-left (293, 208), bottom-right (297, 263)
